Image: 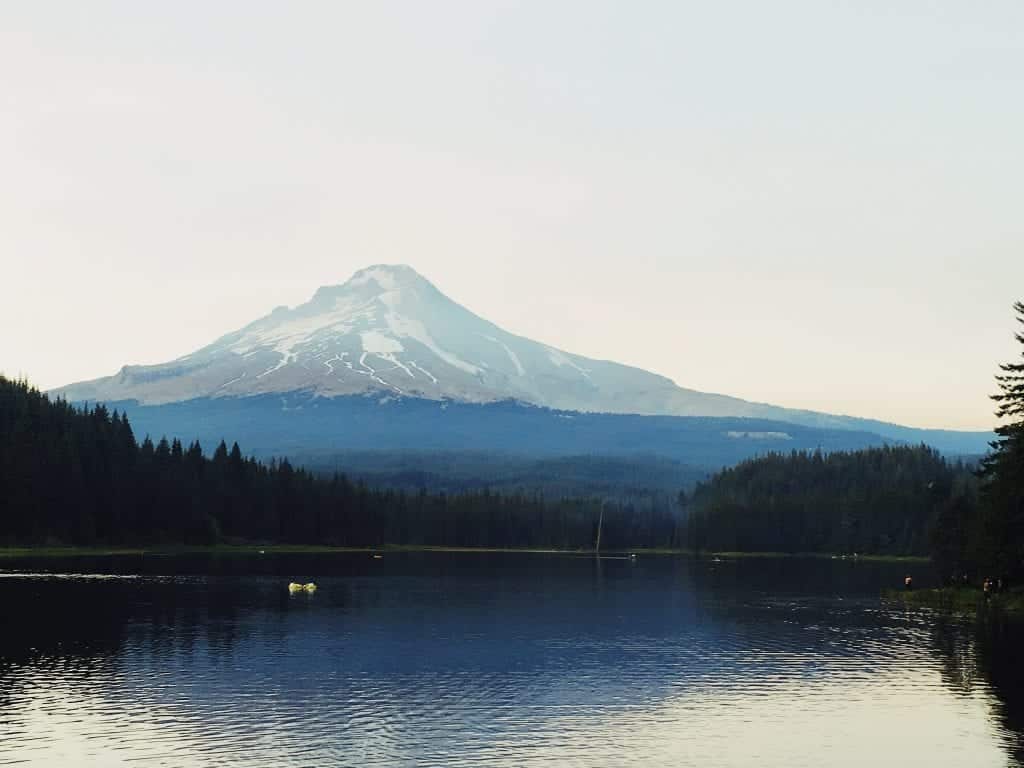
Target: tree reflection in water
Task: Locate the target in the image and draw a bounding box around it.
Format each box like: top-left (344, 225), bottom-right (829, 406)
top-left (930, 609), bottom-right (1024, 762)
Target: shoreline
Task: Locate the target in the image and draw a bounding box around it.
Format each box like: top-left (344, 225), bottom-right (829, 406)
top-left (0, 544), bottom-right (929, 562)
top-left (884, 586), bottom-right (1024, 615)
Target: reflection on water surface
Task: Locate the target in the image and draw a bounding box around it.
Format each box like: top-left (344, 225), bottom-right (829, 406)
top-left (0, 553), bottom-right (1021, 766)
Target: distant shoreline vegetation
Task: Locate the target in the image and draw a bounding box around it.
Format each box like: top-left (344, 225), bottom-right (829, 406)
top-left (884, 586), bottom-right (1024, 615)
top-left (0, 376), bottom-right (681, 551)
top-left (684, 445), bottom-right (978, 558)
top-left (0, 374), bottom-right (992, 561)
top-left (0, 544), bottom-right (929, 563)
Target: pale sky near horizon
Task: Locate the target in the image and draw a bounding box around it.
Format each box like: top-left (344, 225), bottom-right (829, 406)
top-left (2, 2), bottom-right (1022, 431)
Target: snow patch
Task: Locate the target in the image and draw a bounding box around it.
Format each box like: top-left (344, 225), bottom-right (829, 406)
top-left (360, 332), bottom-right (416, 379)
top-left (323, 354), bottom-right (347, 375)
top-left (360, 330), bottom-right (404, 356)
top-left (218, 372), bottom-right (247, 390)
top-left (409, 361), bottom-right (438, 384)
top-left (349, 266), bottom-right (399, 291)
top-left (256, 351), bottom-right (296, 379)
top-left (358, 351), bottom-right (404, 393)
top-left (479, 334), bottom-right (525, 376)
top-left (546, 347), bottom-right (593, 381)
top-left (227, 295), bottom-right (374, 357)
top-left (384, 310), bottom-right (481, 376)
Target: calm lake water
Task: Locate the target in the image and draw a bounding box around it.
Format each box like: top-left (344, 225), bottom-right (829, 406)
top-left (1, 552), bottom-right (1022, 767)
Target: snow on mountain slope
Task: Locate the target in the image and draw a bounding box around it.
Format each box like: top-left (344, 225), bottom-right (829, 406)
top-left (53, 264), bottom-right (678, 409)
top-left (48, 264), bottom-right (982, 443)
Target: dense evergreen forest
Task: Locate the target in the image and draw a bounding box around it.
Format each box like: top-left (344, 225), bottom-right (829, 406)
top-left (0, 376), bottom-right (680, 550)
top-left (685, 300), bottom-right (1024, 581)
top-left (684, 445), bottom-right (976, 556)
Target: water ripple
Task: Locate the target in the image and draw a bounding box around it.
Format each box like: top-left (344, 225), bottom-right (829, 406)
top-left (0, 555), bottom-right (1019, 767)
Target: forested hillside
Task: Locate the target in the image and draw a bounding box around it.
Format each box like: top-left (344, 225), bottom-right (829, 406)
top-left (684, 446), bottom-right (977, 556)
top-left (298, 451), bottom-right (708, 514)
top-left (0, 377), bottom-right (679, 549)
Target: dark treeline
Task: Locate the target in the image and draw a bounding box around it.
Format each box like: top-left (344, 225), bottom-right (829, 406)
top-left (0, 376), bottom-right (680, 550)
top-left (684, 445), bottom-right (976, 556)
top-left (685, 300), bottom-right (1024, 580)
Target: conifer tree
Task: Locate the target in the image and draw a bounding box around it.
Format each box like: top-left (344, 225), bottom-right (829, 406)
top-left (978, 301), bottom-right (1024, 578)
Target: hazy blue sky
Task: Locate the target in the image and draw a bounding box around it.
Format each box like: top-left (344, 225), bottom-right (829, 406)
top-left (2, 1), bottom-right (1022, 430)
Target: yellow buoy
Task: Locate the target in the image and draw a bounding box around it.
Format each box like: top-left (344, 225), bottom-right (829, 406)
top-left (304, 582), bottom-right (317, 592)
top-left (288, 582), bottom-right (303, 592)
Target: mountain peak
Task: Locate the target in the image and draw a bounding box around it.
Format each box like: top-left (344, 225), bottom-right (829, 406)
top-left (349, 263), bottom-right (426, 285)
top-left (48, 263), bottom-right (736, 421)
top-left (311, 264), bottom-right (436, 305)
top-left (53, 261), bottom-right (637, 408)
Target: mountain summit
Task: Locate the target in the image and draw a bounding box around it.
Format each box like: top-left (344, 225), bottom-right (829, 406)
top-left (52, 264), bottom-right (987, 450)
top-left (55, 263), bottom-right (697, 412)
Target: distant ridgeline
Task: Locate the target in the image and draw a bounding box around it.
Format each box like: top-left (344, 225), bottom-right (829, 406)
top-left (294, 451), bottom-right (711, 513)
top-left (684, 446), bottom-right (978, 557)
top-left (0, 377), bottom-right (680, 549)
top-left (90, 393), bottom-right (987, 470)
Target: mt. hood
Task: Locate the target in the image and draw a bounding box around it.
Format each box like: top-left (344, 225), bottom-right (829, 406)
top-left (53, 264), bottom-right (987, 449)
top-left (56, 265), bottom-right (746, 414)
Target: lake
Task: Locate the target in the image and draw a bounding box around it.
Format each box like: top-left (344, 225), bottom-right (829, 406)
top-left (1, 552), bottom-right (1021, 767)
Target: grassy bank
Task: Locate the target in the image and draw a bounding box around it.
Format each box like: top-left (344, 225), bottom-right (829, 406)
top-left (884, 586), bottom-right (1024, 615)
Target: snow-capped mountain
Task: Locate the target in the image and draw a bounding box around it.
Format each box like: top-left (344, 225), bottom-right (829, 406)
top-left (54, 264), bottom-right (743, 412)
top-left (50, 264), bottom-right (987, 451)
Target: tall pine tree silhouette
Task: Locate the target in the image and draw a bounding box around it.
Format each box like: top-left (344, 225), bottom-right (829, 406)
top-left (978, 301), bottom-right (1024, 578)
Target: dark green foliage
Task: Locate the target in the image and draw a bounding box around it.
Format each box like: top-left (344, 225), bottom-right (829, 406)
top-left (973, 301), bottom-right (1024, 579)
top-left (685, 445), bottom-right (977, 556)
top-left (929, 493), bottom-right (974, 579)
top-left (0, 377), bottom-right (680, 550)
top-left (684, 300), bottom-right (1024, 571)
